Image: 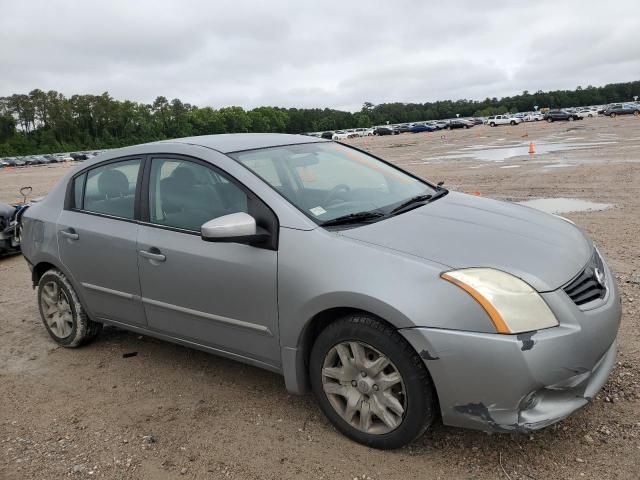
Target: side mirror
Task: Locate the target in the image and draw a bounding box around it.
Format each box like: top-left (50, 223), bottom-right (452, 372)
top-left (201, 212), bottom-right (269, 244)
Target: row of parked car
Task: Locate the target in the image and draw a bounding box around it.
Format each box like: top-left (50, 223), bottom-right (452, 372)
top-left (0, 151), bottom-right (102, 168)
top-left (312, 118), bottom-right (484, 140)
top-left (308, 101), bottom-right (640, 139)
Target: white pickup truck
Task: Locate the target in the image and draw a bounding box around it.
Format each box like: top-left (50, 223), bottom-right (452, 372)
top-left (485, 115), bottom-right (523, 127)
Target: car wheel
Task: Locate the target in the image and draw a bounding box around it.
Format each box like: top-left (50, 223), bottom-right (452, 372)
top-left (588, 114), bottom-right (593, 118)
top-left (547, 118), bottom-right (553, 123)
top-left (463, 125), bottom-right (468, 129)
top-left (534, 118), bottom-right (539, 121)
top-left (568, 116), bottom-right (574, 122)
top-left (510, 120), bottom-right (516, 125)
top-left (489, 122), bottom-right (495, 127)
top-left (634, 111), bottom-right (639, 117)
top-left (37, 269), bottom-right (102, 347)
top-left (610, 112), bottom-right (616, 118)
top-left (310, 314), bottom-right (435, 449)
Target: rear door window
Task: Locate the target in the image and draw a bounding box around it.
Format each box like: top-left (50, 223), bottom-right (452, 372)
top-left (82, 159), bottom-right (141, 219)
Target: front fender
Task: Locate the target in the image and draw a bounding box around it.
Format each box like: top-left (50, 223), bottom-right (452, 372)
top-left (277, 227), bottom-right (497, 394)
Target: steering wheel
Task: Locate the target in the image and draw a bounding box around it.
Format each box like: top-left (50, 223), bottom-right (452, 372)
top-left (323, 184), bottom-right (351, 207)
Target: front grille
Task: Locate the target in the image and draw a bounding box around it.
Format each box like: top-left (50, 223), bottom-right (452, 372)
top-left (564, 250), bottom-right (607, 306)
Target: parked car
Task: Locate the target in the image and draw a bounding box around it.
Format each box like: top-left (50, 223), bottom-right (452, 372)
top-left (21, 133), bottom-right (620, 449)
top-left (345, 129), bottom-right (359, 137)
top-left (354, 128), bottom-right (373, 137)
top-left (394, 124), bottom-right (413, 134)
top-left (373, 126), bottom-right (395, 136)
top-left (486, 115), bottom-right (523, 127)
top-left (576, 108), bottom-right (599, 119)
top-left (543, 110), bottom-right (582, 122)
top-left (409, 123), bottom-right (437, 133)
top-left (523, 112), bottom-right (544, 122)
top-left (70, 152), bottom-right (89, 161)
top-left (320, 131), bottom-right (334, 140)
top-left (446, 120), bottom-right (471, 129)
top-left (332, 130), bottom-right (352, 140)
top-left (602, 104), bottom-right (640, 117)
top-left (24, 156), bottom-right (43, 166)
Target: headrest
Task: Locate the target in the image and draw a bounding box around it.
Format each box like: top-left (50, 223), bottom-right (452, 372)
top-left (98, 169), bottom-right (129, 199)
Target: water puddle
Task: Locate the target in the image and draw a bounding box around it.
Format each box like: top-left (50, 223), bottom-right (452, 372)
top-left (518, 198), bottom-right (612, 214)
top-left (437, 141), bottom-right (616, 162)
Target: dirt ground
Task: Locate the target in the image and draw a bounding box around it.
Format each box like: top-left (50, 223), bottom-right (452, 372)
top-left (1, 117), bottom-right (639, 479)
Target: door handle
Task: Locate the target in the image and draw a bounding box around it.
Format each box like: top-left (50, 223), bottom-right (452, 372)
top-left (60, 229), bottom-right (79, 240)
top-left (139, 249), bottom-right (166, 262)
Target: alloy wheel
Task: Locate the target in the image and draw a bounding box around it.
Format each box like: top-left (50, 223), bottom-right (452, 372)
top-left (321, 341), bottom-right (406, 435)
top-left (40, 281), bottom-right (73, 338)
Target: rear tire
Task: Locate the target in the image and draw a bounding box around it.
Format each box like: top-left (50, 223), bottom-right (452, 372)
top-left (310, 314), bottom-right (435, 449)
top-left (568, 116), bottom-right (574, 122)
top-left (547, 118), bottom-right (554, 123)
top-left (37, 269), bottom-right (102, 347)
top-left (489, 122), bottom-right (495, 127)
top-left (510, 120), bottom-right (516, 125)
top-left (610, 112), bottom-right (617, 118)
top-left (634, 111), bottom-right (639, 117)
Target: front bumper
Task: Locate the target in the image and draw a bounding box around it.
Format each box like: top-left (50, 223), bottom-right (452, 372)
top-left (400, 261), bottom-right (621, 433)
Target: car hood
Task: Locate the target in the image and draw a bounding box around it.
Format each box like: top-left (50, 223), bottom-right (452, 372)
top-left (339, 192), bottom-right (592, 292)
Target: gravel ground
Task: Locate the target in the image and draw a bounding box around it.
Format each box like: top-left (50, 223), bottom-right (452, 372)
top-left (1, 117), bottom-right (639, 479)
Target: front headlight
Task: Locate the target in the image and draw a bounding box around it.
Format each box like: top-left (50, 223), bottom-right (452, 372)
top-left (441, 268), bottom-right (558, 334)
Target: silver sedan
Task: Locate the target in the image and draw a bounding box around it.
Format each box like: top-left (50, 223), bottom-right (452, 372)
top-left (21, 134), bottom-right (620, 449)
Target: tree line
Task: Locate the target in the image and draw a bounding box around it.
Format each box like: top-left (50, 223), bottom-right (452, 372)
top-left (1, 80), bottom-right (638, 156)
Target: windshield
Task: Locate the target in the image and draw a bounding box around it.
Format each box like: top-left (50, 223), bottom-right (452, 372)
top-left (231, 142), bottom-right (435, 224)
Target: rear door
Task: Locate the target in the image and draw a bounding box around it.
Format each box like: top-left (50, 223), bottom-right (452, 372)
top-left (57, 157), bottom-right (147, 327)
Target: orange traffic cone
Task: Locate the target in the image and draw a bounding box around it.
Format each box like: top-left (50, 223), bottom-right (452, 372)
top-left (528, 142), bottom-right (535, 154)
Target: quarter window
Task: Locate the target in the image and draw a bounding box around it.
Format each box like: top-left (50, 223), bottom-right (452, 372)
top-left (72, 173), bottom-right (86, 209)
top-left (148, 158), bottom-right (248, 231)
top-left (82, 159), bottom-right (140, 219)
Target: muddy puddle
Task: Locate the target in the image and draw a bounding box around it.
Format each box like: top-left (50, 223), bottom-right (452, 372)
top-left (518, 198), bottom-right (612, 214)
top-left (436, 141), bottom-right (616, 162)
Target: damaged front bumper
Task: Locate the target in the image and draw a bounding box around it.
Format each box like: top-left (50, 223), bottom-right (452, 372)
top-left (400, 263), bottom-right (621, 433)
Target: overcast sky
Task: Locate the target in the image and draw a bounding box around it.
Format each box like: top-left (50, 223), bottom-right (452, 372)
top-left (2, 0), bottom-right (639, 111)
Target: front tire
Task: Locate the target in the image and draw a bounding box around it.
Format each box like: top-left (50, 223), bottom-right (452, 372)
top-left (547, 117), bottom-right (554, 123)
top-left (310, 314), bottom-right (435, 449)
top-left (37, 269), bottom-right (102, 347)
top-left (610, 112), bottom-right (616, 118)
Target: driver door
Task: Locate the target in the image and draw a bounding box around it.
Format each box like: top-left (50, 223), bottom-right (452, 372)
top-left (136, 156), bottom-right (280, 367)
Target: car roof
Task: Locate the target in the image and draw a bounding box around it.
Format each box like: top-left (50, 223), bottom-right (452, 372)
top-left (151, 133), bottom-right (326, 154)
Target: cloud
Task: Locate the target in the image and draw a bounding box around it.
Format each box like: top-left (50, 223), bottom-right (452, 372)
top-left (1, 0), bottom-right (639, 111)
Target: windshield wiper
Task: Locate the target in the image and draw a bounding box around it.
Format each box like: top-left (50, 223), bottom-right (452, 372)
top-left (390, 189), bottom-right (449, 216)
top-left (320, 211), bottom-right (385, 227)
top-left (390, 194), bottom-right (433, 215)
